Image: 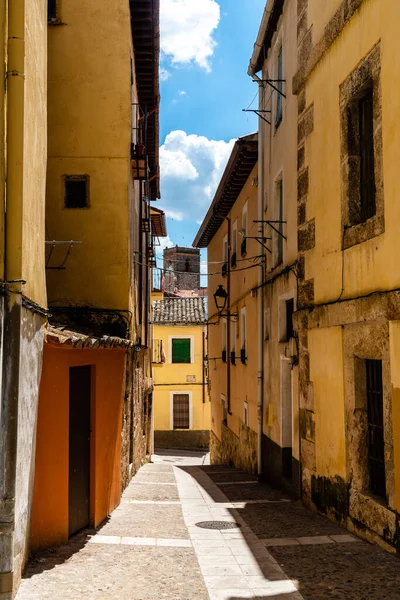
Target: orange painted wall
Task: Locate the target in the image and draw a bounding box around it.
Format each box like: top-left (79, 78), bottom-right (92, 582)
top-left (30, 343), bottom-right (125, 551)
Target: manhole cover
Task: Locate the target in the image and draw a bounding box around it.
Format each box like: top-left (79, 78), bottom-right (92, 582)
top-left (195, 521), bottom-right (241, 530)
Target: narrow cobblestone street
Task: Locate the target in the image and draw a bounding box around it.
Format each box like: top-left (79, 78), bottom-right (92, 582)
top-left (17, 450), bottom-right (400, 600)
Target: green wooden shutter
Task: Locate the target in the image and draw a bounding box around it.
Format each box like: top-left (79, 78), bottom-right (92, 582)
top-left (172, 338), bottom-right (191, 363)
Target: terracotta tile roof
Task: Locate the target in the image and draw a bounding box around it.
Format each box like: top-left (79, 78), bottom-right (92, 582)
top-left (152, 297), bottom-right (206, 324)
top-left (47, 325), bottom-right (135, 349)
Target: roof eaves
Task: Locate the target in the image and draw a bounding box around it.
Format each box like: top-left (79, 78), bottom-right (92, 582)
top-left (193, 133), bottom-right (258, 248)
top-left (248, 0), bottom-right (285, 76)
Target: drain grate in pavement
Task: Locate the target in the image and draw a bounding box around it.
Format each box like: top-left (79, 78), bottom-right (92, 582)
top-left (195, 521), bottom-right (241, 530)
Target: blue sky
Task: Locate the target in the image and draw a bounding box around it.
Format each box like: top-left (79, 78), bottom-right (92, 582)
top-left (156, 0), bottom-right (265, 263)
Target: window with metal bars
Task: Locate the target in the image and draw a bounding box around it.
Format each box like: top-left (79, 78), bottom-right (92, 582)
top-left (173, 394), bottom-right (190, 429)
top-left (171, 338), bottom-right (191, 363)
top-left (359, 89), bottom-right (376, 222)
top-left (365, 359), bottom-right (386, 499)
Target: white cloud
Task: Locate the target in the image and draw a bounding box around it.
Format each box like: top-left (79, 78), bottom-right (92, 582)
top-left (159, 67), bottom-right (171, 81)
top-left (159, 130), bottom-right (235, 224)
top-left (178, 90), bottom-right (187, 96)
top-left (159, 145), bottom-right (199, 180)
top-left (164, 208), bottom-right (184, 221)
top-left (155, 234), bottom-right (175, 258)
top-left (160, 0), bottom-right (220, 72)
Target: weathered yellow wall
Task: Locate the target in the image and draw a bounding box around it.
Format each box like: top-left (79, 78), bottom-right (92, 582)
top-left (305, 0), bottom-right (400, 304)
top-left (309, 327), bottom-right (346, 478)
top-left (389, 321), bottom-right (400, 512)
top-left (10, 0), bottom-right (47, 307)
top-left (208, 164), bottom-right (259, 442)
top-left (307, 0), bottom-right (343, 44)
top-left (46, 0), bottom-right (132, 310)
top-left (153, 324), bottom-right (210, 431)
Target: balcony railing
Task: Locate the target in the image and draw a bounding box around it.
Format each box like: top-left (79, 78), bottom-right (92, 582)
top-left (231, 252), bottom-right (237, 268)
top-left (230, 351), bottom-right (236, 365)
top-left (222, 349), bottom-right (227, 363)
top-left (241, 238), bottom-right (247, 257)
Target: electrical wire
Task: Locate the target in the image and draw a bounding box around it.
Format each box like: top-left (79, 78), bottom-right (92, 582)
top-left (133, 258), bottom-right (262, 277)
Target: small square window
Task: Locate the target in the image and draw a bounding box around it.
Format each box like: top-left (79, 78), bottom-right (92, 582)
top-left (64, 176), bottom-right (89, 209)
top-left (172, 338), bottom-right (191, 363)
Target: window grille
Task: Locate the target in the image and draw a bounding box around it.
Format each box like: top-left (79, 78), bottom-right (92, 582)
top-left (366, 359), bottom-right (386, 499)
top-left (359, 89), bottom-right (376, 221)
top-left (173, 394), bottom-right (190, 429)
top-left (171, 338), bottom-right (191, 363)
top-left (275, 47), bottom-right (283, 128)
top-left (64, 176), bottom-right (89, 209)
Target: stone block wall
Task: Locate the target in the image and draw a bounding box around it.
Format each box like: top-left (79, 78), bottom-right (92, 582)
top-left (210, 423), bottom-right (258, 474)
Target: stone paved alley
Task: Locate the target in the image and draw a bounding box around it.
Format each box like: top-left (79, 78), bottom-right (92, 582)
top-left (17, 450), bottom-right (400, 600)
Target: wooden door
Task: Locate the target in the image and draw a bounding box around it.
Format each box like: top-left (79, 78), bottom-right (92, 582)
top-left (69, 365), bottom-right (91, 537)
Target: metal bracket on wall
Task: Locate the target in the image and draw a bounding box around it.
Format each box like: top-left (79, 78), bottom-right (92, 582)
top-left (45, 240), bottom-right (82, 270)
top-left (244, 236), bottom-right (272, 253)
top-left (253, 79), bottom-right (286, 98)
top-left (254, 220), bottom-right (287, 241)
top-left (242, 109), bottom-right (271, 125)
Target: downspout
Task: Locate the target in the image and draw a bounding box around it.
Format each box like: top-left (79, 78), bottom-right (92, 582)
top-left (226, 217), bottom-right (231, 414)
top-left (0, 0), bottom-right (25, 595)
top-left (254, 73), bottom-right (265, 478)
top-left (202, 328), bottom-right (205, 404)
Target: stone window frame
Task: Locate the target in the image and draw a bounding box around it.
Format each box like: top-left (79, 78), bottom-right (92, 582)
top-left (343, 322), bottom-right (394, 511)
top-left (340, 43), bottom-right (384, 250)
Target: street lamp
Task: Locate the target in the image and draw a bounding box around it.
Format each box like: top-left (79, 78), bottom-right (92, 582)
top-left (213, 285), bottom-right (228, 313)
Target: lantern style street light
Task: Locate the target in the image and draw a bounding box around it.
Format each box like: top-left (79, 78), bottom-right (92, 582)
top-left (213, 285), bottom-right (228, 313)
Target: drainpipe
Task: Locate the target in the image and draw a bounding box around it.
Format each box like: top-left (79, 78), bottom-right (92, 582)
top-left (226, 217), bottom-right (231, 414)
top-left (254, 73), bottom-right (265, 478)
top-left (0, 0), bottom-right (25, 595)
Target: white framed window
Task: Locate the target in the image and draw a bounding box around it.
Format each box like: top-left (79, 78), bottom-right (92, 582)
top-left (170, 391), bottom-right (193, 429)
top-left (241, 203), bottom-right (248, 256)
top-left (231, 220), bottom-right (238, 267)
top-left (274, 175), bottom-right (284, 267)
top-left (222, 233), bottom-right (228, 276)
top-left (275, 44), bottom-right (284, 129)
top-left (221, 393), bottom-right (227, 422)
top-left (244, 400), bottom-right (249, 426)
top-left (264, 309), bottom-right (271, 341)
top-left (222, 234), bottom-right (228, 263)
top-left (230, 319), bottom-right (236, 365)
top-left (222, 318), bottom-right (227, 363)
top-left (278, 292), bottom-right (295, 342)
top-left (240, 307), bottom-right (247, 364)
top-left (168, 335), bottom-right (195, 364)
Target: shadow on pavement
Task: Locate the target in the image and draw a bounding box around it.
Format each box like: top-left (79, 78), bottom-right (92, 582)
top-left (179, 464), bottom-right (400, 600)
top-left (22, 528), bottom-right (94, 579)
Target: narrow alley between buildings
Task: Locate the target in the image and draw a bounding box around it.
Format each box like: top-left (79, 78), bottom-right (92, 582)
top-left (17, 450), bottom-right (400, 600)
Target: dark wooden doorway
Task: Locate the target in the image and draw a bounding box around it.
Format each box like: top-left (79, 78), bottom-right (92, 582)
top-left (69, 365), bottom-right (91, 537)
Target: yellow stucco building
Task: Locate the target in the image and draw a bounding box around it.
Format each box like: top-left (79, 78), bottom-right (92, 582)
top-left (248, 0), bottom-right (300, 492)
top-left (194, 134), bottom-right (260, 472)
top-left (292, 0), bottom-right (400, 550)
top-left (152, 296), bottom-right (210, 448)
top-left (0, 1), bottom-right (48, 595)
top-left (29, 0), bottom-right (164, 565)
